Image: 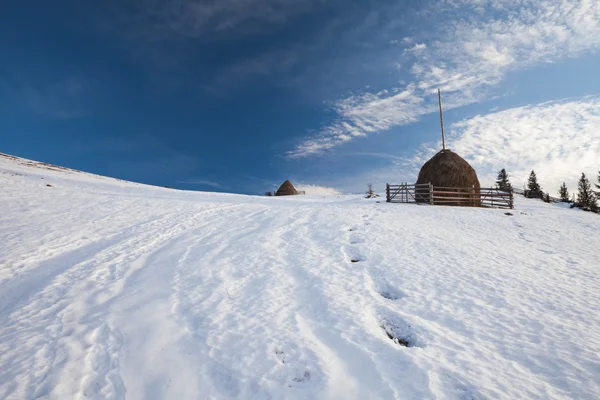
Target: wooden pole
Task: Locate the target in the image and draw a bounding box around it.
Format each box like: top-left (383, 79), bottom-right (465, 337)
top-left (438, 88), bottom-right (446, 151)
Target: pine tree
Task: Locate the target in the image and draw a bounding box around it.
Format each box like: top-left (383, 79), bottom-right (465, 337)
top-left (496, 169), bottom-right (512, 192)
top-left (558, 182), bottom-right (570, 202)
top-left (543, 192), bottom-right (551, 203)
top-left (595, 171), bottom-right (600, 210)
top-left (527, 170), bottom-right (542, 198)
top-left (577, 173), bottom-right (595, 209)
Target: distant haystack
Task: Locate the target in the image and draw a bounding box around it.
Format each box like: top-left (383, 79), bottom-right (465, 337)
top-left (416, 149), bottom-right (480, 206)
top-left (275, 180), bottom-right (298, 196)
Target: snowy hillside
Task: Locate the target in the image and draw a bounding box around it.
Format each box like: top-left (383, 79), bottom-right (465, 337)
top-left (1, 153), bottom-right (599, 400)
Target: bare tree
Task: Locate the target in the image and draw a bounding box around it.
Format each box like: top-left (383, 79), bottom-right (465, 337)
top-left (365, 184), bottom-right (379, 198)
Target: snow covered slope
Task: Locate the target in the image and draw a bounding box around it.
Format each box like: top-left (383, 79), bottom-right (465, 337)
top-left (1, 153), bottom-right (599, 400)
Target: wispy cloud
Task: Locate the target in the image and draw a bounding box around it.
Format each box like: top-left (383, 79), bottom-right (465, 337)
top-left (289, 0), bottom-right (600, 157)
top-left (413, 0), bottom-right (600, 93)
top-left (287, 86), bottom-right (427, 158)
top-left (118, 0), bottom-right (326, 39)
top-left (404, 96), bottom-right (600, 192)
top-left (177, 179), bottom-right (223, 188)
top-left (403, 43), bottom-right (427, 55)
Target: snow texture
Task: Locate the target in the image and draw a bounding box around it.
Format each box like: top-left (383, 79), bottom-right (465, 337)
top-left (1, 153), bottom-right (599, 399)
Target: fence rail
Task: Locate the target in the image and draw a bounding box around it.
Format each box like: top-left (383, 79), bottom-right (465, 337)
top-left (386, 183), bottom-right (513, 209)
top-left (386, 183), bottom-right (432, 204)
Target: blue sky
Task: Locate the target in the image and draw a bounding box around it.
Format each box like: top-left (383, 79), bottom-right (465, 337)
top-left (1, 0), bottom-right (600, 195)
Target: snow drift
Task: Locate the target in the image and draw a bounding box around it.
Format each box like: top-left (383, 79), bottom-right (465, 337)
top-left (1, 153), bottom-right (599, 399)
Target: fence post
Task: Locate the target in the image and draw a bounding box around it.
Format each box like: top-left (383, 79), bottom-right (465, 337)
top-left (386, 183), bottom-right (390, 203)
top-left (429, 183), bottom-right (434, 205)
top-left (510, 190), bottom-right (514, 209)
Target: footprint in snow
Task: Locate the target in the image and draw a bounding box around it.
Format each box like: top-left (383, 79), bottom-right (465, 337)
top-left (349, 254), bottom-right (365, 263)
top-left (380, 316), bottom-right (420, 348)
top-left (293, 371), bottom-right (311, 383)
top-left (373, 279), bottom-right (405, 301)
top-left (380, 290), bottom-right (403, 301)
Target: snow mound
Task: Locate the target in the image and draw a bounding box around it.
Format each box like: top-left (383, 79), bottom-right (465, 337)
top-left (1, 153), bottom-right (599, 399)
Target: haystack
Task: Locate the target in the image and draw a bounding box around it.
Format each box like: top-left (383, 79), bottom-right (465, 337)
top-left (416, 149), bottom-right (480, 206)
top-left (275, 180), bottom-right (298, 196)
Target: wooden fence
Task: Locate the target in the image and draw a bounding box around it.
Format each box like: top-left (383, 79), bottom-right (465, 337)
top-left (386, 183), bottom-right (514, 209)
top-left (386, 183), bottom-right (432, 204)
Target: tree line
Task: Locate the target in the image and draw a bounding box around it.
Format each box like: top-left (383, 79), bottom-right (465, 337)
top-left (496, 168), bottom-right (600, 213)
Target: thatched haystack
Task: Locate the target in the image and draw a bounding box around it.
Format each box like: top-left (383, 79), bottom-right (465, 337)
top-left (275, 180), bottom-right (298, 196)
top-left (416, 149), bottom-right (480, 206)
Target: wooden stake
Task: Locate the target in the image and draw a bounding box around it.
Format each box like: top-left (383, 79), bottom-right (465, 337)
top-left (438, 88), bottom-right (446, 150)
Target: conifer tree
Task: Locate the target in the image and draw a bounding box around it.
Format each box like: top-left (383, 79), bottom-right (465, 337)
top-left (577, 173), bottom-right (595, 208)
top-left (496, 169), bottom-right (512, 192)
top-left (527, 170), bottom-right (542, 198)
top-left (596, 170), bottom-right (600, 191)
top-left (543, 192), bottom-right (551, 203)
top-left (558, 182), bottom-right (570, 202)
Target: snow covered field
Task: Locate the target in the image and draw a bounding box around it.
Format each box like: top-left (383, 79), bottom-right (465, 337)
top-left (1, 153), bottom-right (599, 400)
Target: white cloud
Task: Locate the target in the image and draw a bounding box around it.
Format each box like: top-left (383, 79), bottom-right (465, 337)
top-left (289, 0), bottom-right (600, 158)
top-left (287, 86), bottom-right (427, 158)
top-left (295, 184), bottom-right (341, 195)
top-left (403, 43), bottom-right (427, 55)
top-left (405, 97), bottom-right (600, 193)
top-left (414, 0), bottom-right (600, 93)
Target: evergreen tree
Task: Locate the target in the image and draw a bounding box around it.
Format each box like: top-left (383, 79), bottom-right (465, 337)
top-left (496, 169), bottom-right (512, 192)
top-left (596, 170), bottom-right (600, 191)
top-left (577, 173), bottom-right (595, 208)
top-left (527, 170), bottom-right (542, 198)
top-left (543, 192), bottom-right (551, 203)
top-left (558, 182), bottom-right (570, 202)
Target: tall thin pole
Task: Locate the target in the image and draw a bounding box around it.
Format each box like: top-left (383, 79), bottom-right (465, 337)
top-left (438, 88), bottom-right (446, 150)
